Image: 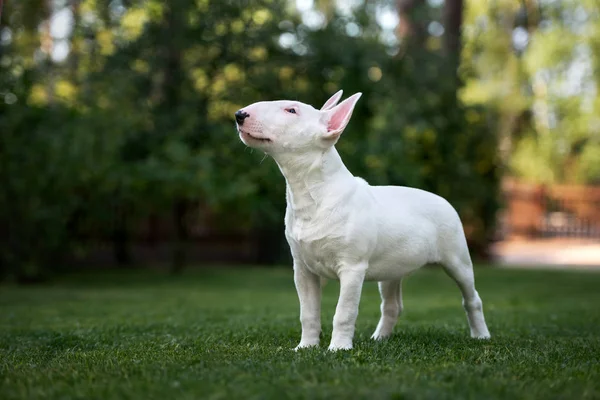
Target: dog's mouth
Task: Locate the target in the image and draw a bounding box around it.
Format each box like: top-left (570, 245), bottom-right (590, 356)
top-left (239, 129), bottom-right (271, 143)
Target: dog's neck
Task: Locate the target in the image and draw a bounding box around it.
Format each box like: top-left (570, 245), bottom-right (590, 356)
top-left (273, 147), bottom-right (355, 217)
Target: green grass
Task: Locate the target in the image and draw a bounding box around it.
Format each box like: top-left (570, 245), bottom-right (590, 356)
top-left (1, 266), bottom-right (599, 400)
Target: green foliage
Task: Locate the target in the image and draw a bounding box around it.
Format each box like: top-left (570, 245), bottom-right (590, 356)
top-left (462, 0), bottom-right (600, 185)
top-left (1, 0), bottom-right (501, 276)
top-left (1, 267), bottom-right (600, 399)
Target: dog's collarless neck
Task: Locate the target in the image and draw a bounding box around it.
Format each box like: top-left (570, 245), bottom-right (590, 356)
top-left (274, 147), bottom-right (354, 215)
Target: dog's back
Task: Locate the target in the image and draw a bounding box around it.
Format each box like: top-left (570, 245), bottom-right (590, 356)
top-left (352, 184), bottom-right (464, 280)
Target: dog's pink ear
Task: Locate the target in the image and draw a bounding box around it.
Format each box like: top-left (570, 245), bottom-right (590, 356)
top-left (320, 90), bottom-right (344, 111)
top-left (323, 92), bottom-right (362, 140)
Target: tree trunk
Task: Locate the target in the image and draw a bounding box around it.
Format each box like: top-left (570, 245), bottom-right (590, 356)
top-left (159, 1), bottom-right (187, 274)
top-left (443, 0), bottom-right (463, 58)
top-left (442, 0), bottom-right (464, 93)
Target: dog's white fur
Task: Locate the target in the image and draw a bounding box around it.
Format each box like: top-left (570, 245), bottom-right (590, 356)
top-left (236, 91), bottom-right (490, 351)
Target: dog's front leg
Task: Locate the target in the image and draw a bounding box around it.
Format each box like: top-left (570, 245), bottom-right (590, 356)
top-left (329, 265), bottom-right (367, 351)
top-left (293, 264), bottom-right (322, 350)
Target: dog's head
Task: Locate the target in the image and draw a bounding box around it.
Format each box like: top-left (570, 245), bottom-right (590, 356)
top-left (235, 90), bottom-right (362, 154)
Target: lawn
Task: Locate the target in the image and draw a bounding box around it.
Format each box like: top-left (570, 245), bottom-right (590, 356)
top-left (1, 266), bottom-right (599, 400)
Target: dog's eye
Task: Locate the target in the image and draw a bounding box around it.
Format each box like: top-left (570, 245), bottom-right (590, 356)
top-left (285, 108), bottom-right (297, 114)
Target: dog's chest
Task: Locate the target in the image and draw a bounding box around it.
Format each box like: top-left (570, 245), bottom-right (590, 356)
top-left (285, 207), bottom-right (346, 279)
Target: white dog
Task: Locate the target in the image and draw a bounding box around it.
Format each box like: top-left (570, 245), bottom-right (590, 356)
top-left (235, 91), bottom-right (490, 351)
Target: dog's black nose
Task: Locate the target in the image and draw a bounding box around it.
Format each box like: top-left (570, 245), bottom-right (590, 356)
top-left (235, 110), bottom-right (249, 125)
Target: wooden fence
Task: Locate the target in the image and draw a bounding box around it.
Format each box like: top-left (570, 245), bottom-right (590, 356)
top-left (501, 179), bottom-right (600, 239)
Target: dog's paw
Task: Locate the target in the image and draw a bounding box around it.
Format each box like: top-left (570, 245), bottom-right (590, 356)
top-left (471, 333), bottom-right (491, 340)
top-left (294, 342), bottom-right (319, 351)
top-left (370, 331), bottom-right (391, 341)
top-left (327, 340), bottom-right (353, 351)
top-left (471, 328), bottom-right (491, 340)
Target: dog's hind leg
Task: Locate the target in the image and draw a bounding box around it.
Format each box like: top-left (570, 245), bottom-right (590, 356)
top-left (442, 252), bottom-right (490, 339)
top-left (371, 279), bottom-right (403, 340)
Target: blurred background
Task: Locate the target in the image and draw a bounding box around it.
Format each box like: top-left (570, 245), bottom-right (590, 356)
top-left (1, 0), bottom-right (599, 282)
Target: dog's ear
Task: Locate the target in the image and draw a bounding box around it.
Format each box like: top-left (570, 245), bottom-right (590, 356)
top-left (320, 90), bottom-right (344, 111)
top-left (322, 92), bottom-right (362, 140)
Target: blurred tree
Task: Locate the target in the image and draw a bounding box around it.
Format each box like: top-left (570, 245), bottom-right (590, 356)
top-left (462, 0), bottom-right (600, 185)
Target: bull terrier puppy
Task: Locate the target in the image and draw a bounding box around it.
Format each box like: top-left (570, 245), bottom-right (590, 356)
top-left (235, 91), bottom-right (490, 351)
